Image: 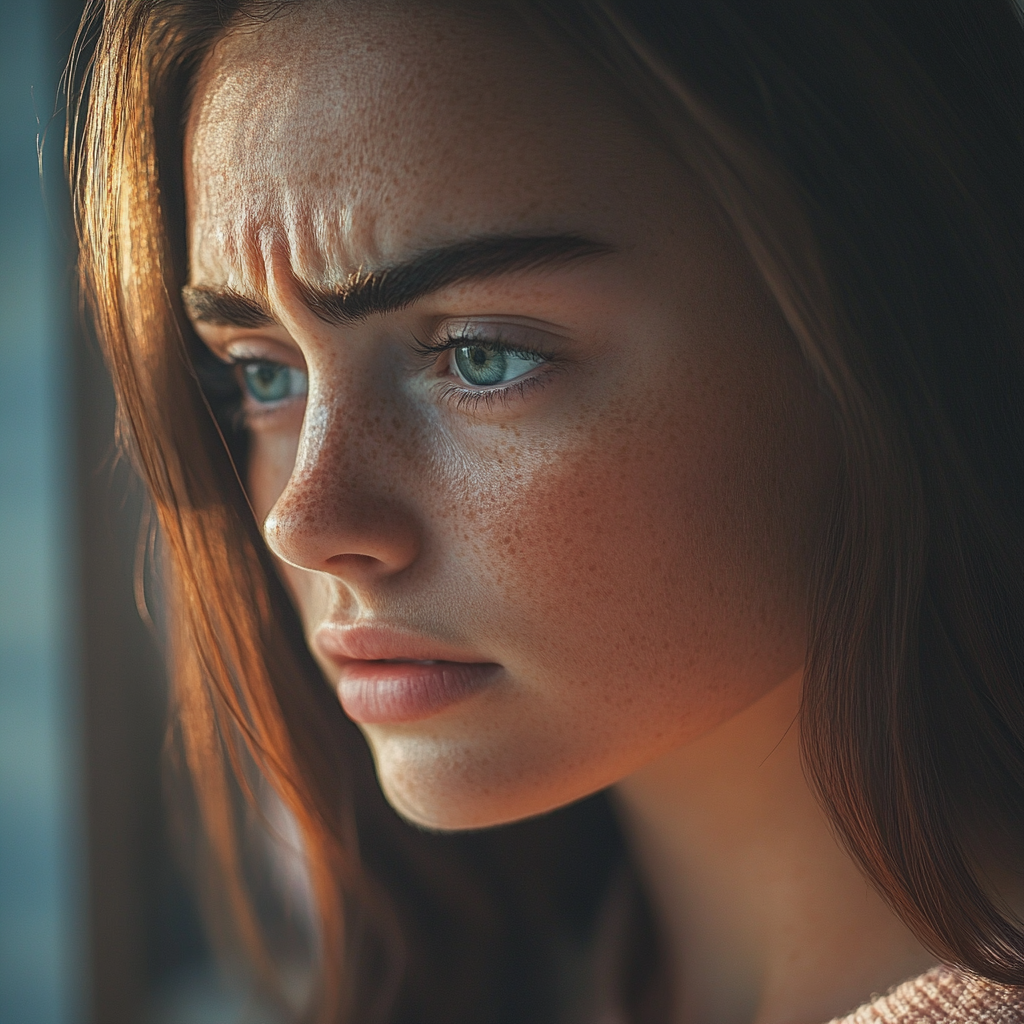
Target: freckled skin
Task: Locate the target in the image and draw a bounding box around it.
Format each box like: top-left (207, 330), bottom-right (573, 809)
top-left (185, 1), bottom-right (838, 830)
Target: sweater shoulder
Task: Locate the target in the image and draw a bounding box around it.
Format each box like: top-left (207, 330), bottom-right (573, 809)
top-left (826, 966), bottom-right (1024, 1024)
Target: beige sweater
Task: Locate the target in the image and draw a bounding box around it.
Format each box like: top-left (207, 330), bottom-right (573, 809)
top-left (592, 966), bottom-right (1023, 1023)
top-left (826, 966), bottom-right (1023, 1023)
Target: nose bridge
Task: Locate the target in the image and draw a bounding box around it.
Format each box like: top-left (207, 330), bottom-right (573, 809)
top-left (293, 385), bottom-right (384, 512)
top-left (263, 363), bottom-right (421, 576)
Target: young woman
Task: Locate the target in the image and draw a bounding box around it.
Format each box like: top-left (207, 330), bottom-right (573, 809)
top-left (69, 0), bottom-right (1023, 1021)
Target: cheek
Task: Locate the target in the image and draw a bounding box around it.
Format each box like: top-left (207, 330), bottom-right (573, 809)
top-left (376, 369), bottom-right (834, 829)
top-left (472, 371), bottom-right (819, 692)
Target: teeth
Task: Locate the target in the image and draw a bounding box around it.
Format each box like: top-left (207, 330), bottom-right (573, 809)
top-left (380, 659), bottom-right (438, 664)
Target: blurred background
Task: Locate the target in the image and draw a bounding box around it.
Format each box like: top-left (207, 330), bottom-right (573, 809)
top-left (0, 2), bottom-right (254, 1021)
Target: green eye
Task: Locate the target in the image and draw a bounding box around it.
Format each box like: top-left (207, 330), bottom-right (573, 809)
top-left (452, 344), bottom-right (543, 387)
top-left (241, 361), bottom-right (307, 404)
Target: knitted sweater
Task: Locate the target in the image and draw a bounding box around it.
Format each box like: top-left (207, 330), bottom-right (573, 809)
top-left (591, 966), bottom-right (1023, 1023)
top-left (826, 966), bottom-right (1023, 1023)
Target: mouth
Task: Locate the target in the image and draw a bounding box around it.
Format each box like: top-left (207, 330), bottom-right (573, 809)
top-left (312, 624), bottom-right (501, 724)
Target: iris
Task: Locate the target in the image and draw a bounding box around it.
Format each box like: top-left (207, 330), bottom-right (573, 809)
top-left (453, 344), bottom-right (541, 387)
top-left (242, 361), bottom-right (308, 403)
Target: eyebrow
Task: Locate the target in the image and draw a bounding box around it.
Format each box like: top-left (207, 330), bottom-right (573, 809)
top-left (181, 233), bottom-right (614, 328)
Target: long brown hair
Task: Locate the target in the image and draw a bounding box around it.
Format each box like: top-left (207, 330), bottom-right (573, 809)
top-left (68, 0), bottom-right (1024, 1019)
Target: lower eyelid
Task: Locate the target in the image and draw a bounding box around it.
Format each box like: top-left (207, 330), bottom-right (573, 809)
top-left (240, 392), bottom-right (307, 425)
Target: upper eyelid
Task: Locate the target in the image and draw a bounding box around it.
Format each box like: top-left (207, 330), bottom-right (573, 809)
top-left (429, 320), bottom-right (559, 355)
top-left (190, 317), bottom-right (300, 354)
top-left (219, 339), bottom-right (306, 369)
top-left (203, 320), bottom-right (560, 372)
top-left (437, 315), bottom-right (559, 336)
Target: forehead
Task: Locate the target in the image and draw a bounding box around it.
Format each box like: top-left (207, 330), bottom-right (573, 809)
top-left (185, 1), bottom-right (656, 291)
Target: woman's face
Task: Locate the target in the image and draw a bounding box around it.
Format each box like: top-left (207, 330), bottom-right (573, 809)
top-left (185, 1), bottom-right (836, 829)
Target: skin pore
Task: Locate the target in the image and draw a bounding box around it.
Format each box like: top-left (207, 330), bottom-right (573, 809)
top-left (184, 2), bottom-right (935, 1021)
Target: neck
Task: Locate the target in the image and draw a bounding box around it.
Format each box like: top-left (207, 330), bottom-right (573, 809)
top-left (613, 672), bottom-right (935, 1024)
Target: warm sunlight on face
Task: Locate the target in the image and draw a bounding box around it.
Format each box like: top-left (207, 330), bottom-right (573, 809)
top-left (184, 0), bottom-right (837, 830)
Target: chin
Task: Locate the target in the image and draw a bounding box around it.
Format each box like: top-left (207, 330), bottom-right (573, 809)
top-left (365, 729), bottom-right (605, 832)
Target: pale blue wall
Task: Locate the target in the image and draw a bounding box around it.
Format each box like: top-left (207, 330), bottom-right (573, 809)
top-left (0, 2), bottom-right (85, 1022)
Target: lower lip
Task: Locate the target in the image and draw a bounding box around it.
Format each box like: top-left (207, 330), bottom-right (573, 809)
top-left (336, 660), bottom-right (501, 724)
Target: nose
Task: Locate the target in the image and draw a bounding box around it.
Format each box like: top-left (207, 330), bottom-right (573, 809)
top-left (262, 398), bottom-right (422, 584)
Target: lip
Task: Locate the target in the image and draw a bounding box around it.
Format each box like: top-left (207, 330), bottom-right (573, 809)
top-left (313, 622), bottom-right (501, 724)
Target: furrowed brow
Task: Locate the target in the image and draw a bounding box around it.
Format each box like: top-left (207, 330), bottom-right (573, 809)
top-left (299, 233), bottom-right (614, 326)
top-left (181, 235), bottom-right (613, 330)
top-left (181, 286), bottom-right (275, 328)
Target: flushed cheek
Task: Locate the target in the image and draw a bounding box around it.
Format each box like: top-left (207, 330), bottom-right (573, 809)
top-left (460, 388), bottom-right (813, 716)
top-left (353, 374), bottom-right (828, 829)
top-left (374, 436), bottom-right (815, 827)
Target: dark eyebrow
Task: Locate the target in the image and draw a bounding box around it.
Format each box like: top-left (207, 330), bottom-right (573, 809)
top-left (181, 286), bottom-right (274, 327)
top-left (182, 233), bottom-right (614, 329)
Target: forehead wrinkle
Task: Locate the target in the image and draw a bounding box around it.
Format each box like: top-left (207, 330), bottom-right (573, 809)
top-left (279, 195), bottom-right (388, 295)
top-left (186, 0), bottom-right (654, 312)
top-left (189, 93), bottom-right (392, 299)
top-left (258, 220), bottom-right (312, 329)
top-left (190, 168), bottom-right (381, 310)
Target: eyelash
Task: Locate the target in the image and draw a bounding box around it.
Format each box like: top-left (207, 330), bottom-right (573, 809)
top-left (411, 327), bottom-right (557, 410)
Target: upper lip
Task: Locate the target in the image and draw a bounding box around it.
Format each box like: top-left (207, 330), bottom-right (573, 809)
top-left (313, 621), bottom-right (492, 665)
